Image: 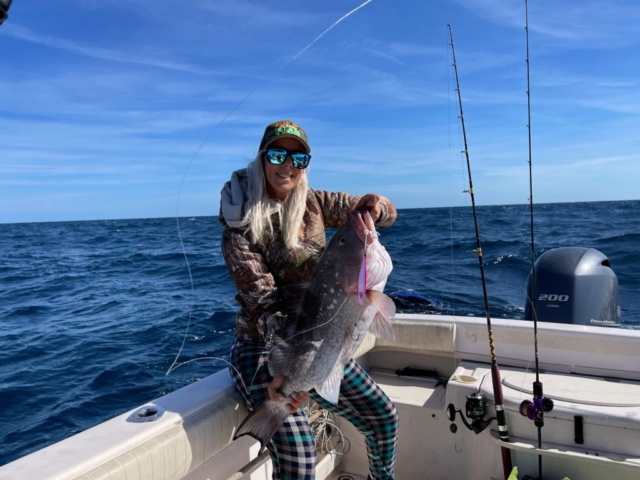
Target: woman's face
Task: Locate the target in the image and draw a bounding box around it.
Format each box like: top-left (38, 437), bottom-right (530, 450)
top-left (263, 137), bottom-right (307, 200)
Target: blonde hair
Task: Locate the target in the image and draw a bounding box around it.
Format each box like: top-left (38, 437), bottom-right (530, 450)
top-left (243, 153), bottom-right (308, 249)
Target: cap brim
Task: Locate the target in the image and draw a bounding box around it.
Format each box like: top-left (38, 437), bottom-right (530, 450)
top-left (264, 135), bottom-right (310, 154)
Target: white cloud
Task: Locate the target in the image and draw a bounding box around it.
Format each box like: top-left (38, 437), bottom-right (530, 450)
top-left (454, 0), bottom-right (640, 47)
top-left (360, 46), bottom-right (406, 66)
top-left (2, 24), bottom-right (216, 73)
top-left (388, 42), bottom-right (443, 57)
top-left (194, 0), bottom-right (318, 26)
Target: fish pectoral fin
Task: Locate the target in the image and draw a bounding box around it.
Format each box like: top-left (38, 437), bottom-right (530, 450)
top-left (315, 364), bottom-right (344, 405)
top-left (268, 341), bottom-right (292, 378)
top-left (371, 311), bottom-right (396, 343)
top-left (367, 290), bottom-right (396, 343)
top-left (267, 324), bottom-right (296, 377)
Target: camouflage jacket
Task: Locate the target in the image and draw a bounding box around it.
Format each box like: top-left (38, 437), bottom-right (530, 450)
top-left (219, 189), bottom-right (397, 343)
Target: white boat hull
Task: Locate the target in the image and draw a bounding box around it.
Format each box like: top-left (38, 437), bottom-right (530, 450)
top-left (2, 314), bottom-right (640, 480)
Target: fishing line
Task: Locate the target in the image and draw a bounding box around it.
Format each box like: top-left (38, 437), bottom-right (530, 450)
top-left (167, 0), bottom-right (377, 376)
top-left (483, 209), bottom-right (536, 385)
top-left (506, 205), bottom-right (538, 424)
top-left (167, 92), bottom-right (252, 377)
top-left (304, 404), bottom-right (351, 455)
top-left (445, 29), bottom-right (467, 416)
top-left (309, 401), bottom-right (389, 474)
top-left (447, 30), bottom-right (456, 317)
top-left (169, 355), bottom-right (252, 397)
top-left (446, 30), bottom-right (469, 318)
top-left (517, 202), bottom-right (536, 324)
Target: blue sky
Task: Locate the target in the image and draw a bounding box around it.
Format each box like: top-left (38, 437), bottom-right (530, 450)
top-left (1, 0), bottom-right (639, 223)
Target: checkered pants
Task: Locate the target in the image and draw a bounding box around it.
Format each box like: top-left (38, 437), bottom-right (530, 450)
top-left (230, 338), bottom-right (399, 480)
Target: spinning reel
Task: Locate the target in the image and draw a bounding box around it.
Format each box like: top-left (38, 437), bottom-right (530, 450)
top-left (447, 392), bottom-right (495, 435)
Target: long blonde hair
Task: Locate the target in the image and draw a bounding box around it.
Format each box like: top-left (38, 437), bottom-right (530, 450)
top-left (243, 153), bottom-right (308, 249)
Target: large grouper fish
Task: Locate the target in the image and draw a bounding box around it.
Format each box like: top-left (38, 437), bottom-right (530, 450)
top-left (234, 209), bottom-right (396, 448)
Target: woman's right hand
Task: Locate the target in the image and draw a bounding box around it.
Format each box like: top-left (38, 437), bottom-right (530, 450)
top-left (268, 374), bottom-right (309, 413)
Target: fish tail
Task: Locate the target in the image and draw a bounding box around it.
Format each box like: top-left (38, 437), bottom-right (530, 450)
top-left (234, 400), bottom-right (289, 450)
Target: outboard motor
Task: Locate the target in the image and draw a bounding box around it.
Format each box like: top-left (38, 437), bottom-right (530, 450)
top-left (524, 247), bottom-right (620, 327)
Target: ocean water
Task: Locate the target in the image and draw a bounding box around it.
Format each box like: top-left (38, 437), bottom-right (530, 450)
top-left (1, 200), bottom-right (638, 466)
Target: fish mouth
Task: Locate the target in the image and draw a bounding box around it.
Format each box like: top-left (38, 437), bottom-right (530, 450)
top-left (352, 211), bottom-right (376, 246)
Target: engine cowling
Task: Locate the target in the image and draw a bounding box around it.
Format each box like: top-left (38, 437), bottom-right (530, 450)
top-left (524, 247), bottom-right (620, 327)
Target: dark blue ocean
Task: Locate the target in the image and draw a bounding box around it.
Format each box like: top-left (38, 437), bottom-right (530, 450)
top-left (1, 201), bottom-right (639, 466)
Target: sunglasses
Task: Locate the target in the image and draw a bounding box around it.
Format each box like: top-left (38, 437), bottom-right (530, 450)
top-left (263, 147), bottom-right (312, 170)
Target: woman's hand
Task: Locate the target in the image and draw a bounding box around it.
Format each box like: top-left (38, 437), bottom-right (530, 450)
top-left (352, 193), bottom-right (385, 223)
top-left (268, 374), bottom-right (309, 413)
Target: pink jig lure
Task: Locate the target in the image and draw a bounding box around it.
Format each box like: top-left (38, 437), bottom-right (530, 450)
top-left (357, 229), bottom-right (375, 306)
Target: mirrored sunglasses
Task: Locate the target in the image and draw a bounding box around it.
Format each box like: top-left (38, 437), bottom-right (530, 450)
top-left (263, 148), bottom-right (311, 170)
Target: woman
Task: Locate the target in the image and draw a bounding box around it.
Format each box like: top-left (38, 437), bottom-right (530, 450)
top-left (219, 120), bottom-right (399, 479)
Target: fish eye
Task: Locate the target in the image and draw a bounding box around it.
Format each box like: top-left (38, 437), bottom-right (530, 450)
top-left (339, 236), bottom-right (346, 245)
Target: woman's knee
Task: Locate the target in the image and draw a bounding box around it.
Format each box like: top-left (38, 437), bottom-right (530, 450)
top-left (270, 414), bottom-right (318, 479)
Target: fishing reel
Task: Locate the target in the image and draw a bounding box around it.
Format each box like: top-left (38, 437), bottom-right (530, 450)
top-left (447, 392), bottom-right (495, 435)
top-left (519, 381), bottom-right (554, 427)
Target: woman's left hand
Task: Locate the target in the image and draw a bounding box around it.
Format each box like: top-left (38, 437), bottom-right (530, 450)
top-left (353, 193), bottom-right (384, 222)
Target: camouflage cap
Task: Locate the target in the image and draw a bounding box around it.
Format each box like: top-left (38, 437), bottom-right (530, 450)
top-left (259, 120), bottom-right (310, 154)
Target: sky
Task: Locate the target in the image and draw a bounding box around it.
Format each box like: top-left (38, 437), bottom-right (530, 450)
top-left (1, 0), bottom-right (639, 223)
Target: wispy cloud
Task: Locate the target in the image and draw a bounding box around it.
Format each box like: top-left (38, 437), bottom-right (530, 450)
top-left (2, 24), bottom-right (215, 73)
top-left (388, 42), bottom-right (443, 57)
top-left (454, 0), bottom-right (640, 47)
top-left (194, 0), bottom-right (318, 26)
top-left (360, 47), bottom-right (406, 66)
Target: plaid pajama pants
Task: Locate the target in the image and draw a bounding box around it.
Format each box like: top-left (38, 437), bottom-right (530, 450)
top-left (230, 338), bottom-right (399, 480)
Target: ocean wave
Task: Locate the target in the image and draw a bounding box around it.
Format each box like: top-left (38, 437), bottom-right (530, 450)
top-left (3, 304), bottom-right (52, 319)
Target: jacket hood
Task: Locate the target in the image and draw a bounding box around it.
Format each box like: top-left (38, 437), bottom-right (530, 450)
top-left (219, 168), bottom-right (250, 228)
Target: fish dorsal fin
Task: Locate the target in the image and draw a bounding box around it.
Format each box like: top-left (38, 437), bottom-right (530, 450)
top-left (367, 290), bottom-right (396, 343)
top-left (315, 364), bottom-right (344, 405)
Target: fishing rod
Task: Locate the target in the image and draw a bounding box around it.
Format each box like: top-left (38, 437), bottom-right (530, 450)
top-left (446, 24), bottom-right (513, 480)
top-left (519, 2), bottom-right (554, 479)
